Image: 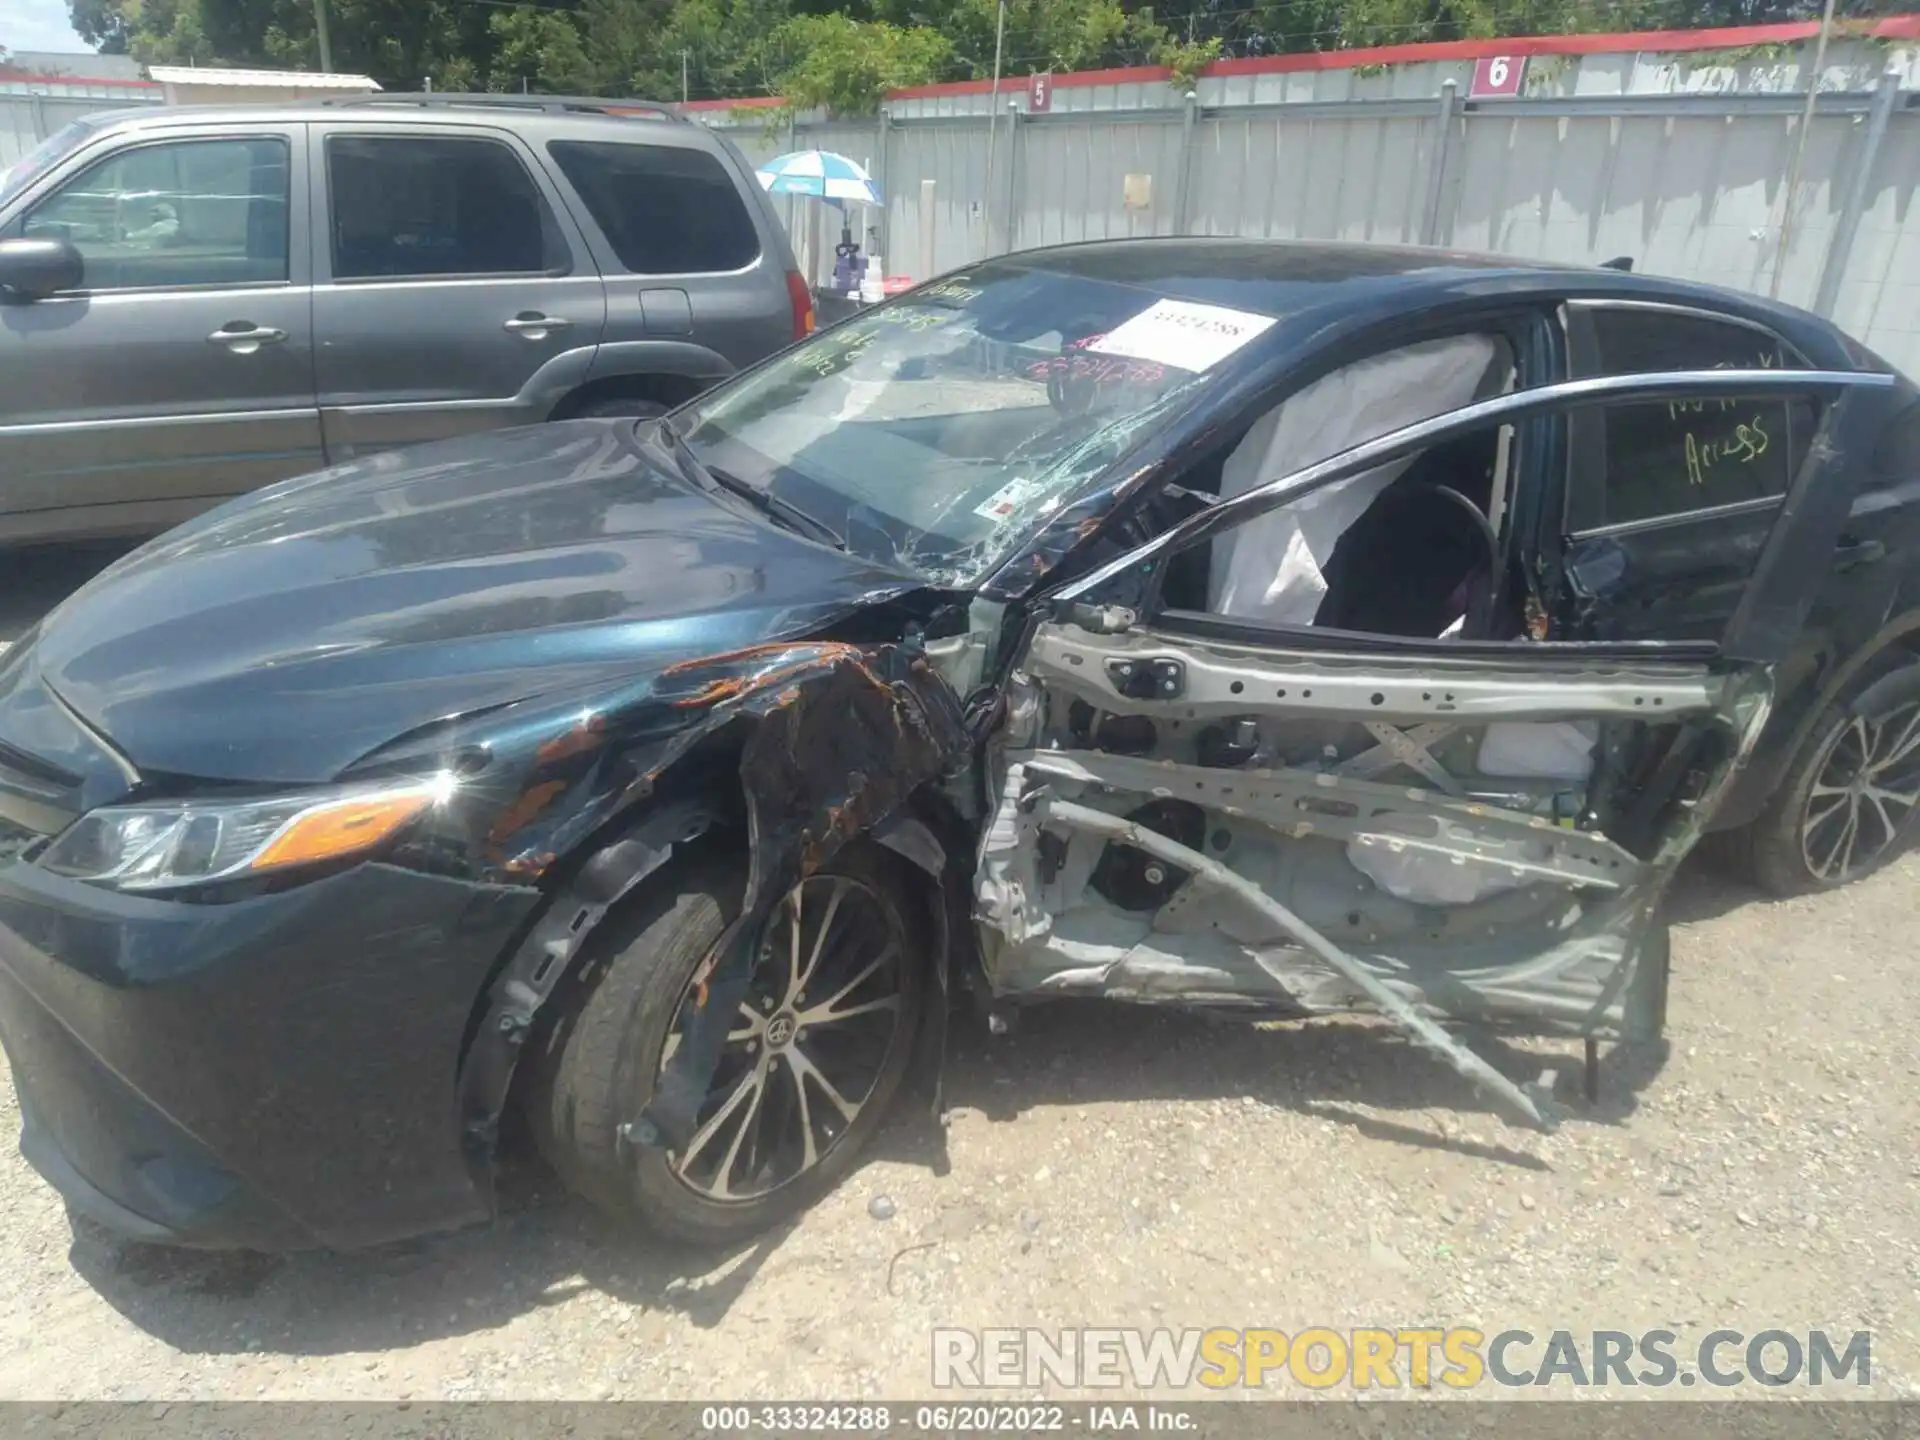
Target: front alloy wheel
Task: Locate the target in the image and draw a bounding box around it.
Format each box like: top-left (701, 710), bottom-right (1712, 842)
top-left (530, 843), bottom-right (924, 1246)
top-left (666, 871), bottom-right (910, 1202)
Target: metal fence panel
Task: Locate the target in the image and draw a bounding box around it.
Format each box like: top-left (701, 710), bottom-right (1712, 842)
top-left (1443, 107), bottom-right (1856, 314)
top-left (1188, 110), bottom-right (1438, 243)
top-left (1833, 112), bottom-right (1920, 372)
top-left (810, 77), bottom-right (1920, 382)
top-left (0, 93), bottom-right (157, 168)
top-left (1015, 113), bottom-right (1187, 248)
top-left (886, 120), bottom-right (995, 276)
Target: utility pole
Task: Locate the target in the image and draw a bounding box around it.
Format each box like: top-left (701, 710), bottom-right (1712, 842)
top-left (313, 0), bottom-right (334, 72)
top-left (1773, 0), bottom-right (1838, 299)
top-left (682, 50), bottom-right (690, 105)
top-left (982, 0), bottom-right (1006, 255)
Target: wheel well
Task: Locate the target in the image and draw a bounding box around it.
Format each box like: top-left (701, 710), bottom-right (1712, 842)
top-left (457, 717), bottom-right (958, 1175)
top-left (1797, 625), bottom-right (1920, 746)
top-left (548, 371), bottom-right (717, 421)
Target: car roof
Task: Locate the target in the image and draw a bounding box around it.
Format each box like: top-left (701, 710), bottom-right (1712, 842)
top-left (83, 95), bottom-right (718, 142)
top-left (992, 237), bottom-right (1857, 369)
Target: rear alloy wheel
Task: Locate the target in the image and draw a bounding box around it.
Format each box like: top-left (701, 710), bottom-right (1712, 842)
top-left (530, 844), bottom-right (923, 1245)
top-left (1798, 701), bottom-right (1920, 885)
top-left (1721, 674), bottom-right (1920, 896)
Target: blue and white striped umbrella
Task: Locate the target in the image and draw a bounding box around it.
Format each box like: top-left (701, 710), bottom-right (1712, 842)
top-left (754, 150), bottom-right (882, 205)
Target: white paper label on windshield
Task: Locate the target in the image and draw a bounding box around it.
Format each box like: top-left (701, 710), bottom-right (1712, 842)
top-left (1089, 299), bottom-right (1277, 373)
top-left (972, 475), bottom-right (1049, 523)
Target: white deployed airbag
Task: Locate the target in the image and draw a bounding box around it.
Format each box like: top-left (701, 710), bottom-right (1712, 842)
top-left (1208, 334), bottom-right (1501, 626)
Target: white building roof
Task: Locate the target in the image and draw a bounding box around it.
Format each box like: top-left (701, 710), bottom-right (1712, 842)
top-left (146, 66), bottom-right (380, 89)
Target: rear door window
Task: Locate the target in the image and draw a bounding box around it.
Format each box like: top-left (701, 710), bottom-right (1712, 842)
top-left (326, 134), bottom-right (569, 280)
top-left (547, 140), bottom-right (759, 275)
top-left (1570, 307), bottom-right (1816, 531)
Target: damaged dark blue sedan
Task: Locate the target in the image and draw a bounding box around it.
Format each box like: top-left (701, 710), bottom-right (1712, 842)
top-left (2, 239), bottom-right (1917, 1252)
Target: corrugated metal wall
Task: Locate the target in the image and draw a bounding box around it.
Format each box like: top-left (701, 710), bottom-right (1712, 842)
top-left (0, 93), bottom-right (160, 169)
top-left (1838, 109), bottom-right (1920, 364)
top-left (1439, 108), bottom-right (1848, 309)
top-left (1186, 107), bottom-right (1441, 244)
top-left (712, 62), bottom-right (1920, 374)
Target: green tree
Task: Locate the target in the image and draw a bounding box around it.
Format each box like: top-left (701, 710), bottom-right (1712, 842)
top-left (764, 12), bottom-right (948, 112)
top-left (69, 0), bottom-right (134, 52)
top-left (69, 0), bottom-right (212, 63)
top-left (488, 6), bottom-right (595, 92)
top-left (71, 0), bottom-right (1873, 106)
top-left (648, 0), bottom-right (794, 98)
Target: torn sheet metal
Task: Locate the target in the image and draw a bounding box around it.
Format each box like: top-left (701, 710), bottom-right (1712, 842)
top-left (1017, 748), bottom-right (1643, 891)
top-left (636, 640), bottom-right (970, 1151)
top-left (1043, 794), bottom-right (1559, 1131)
top-left (974, 616), bottom-right (1776, 1123)
top-left (457, 639), bottom-right (968, 1177)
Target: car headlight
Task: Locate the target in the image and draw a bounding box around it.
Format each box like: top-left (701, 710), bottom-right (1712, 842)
top-left (37, 773), bottom-right (455, 892)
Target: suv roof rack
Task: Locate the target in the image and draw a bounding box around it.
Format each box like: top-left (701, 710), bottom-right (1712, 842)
top-left (313, 93), bottom-right (687, 121)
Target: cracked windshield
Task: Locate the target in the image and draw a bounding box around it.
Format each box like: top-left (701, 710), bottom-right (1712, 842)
top-left (677, 268), bottom-right (1223, 583)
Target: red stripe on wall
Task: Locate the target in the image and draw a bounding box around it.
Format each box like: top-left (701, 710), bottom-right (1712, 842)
top-left (885, 14), bottom-right (1919, 100)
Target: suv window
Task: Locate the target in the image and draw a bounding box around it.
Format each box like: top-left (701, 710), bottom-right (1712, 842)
top-left (1575, 308), bottom-right (1815, 530)
top-left (548, 140), bottom-right (759, 274)
top-left (327, 135), bottom-right (568, 280)
top-left (21, 136), bottom-right (289, 291)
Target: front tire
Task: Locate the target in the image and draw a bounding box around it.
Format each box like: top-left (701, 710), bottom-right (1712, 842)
top-left (530, 843), bottom-right (924, 1246)
top-left (1721, 668), bottom-right (1920, 896)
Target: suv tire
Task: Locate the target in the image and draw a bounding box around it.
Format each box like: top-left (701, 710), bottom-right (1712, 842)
top-left (529, 843), bottom-right (924, 1246)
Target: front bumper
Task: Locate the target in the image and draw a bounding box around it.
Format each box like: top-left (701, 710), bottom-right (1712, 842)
top-left (0, 857), bottom-right (539, 1250)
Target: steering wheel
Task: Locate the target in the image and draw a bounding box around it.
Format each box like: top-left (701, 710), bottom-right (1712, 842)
top-left (1429, 484), bottom-right (1504, 638)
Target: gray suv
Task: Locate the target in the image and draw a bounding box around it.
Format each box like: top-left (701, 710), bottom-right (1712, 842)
top-left (0, 95), bottom-right (810, 546)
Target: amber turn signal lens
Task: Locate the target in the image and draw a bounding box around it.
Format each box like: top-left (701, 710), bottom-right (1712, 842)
top-left (249, 790), bottom-right (436, 872)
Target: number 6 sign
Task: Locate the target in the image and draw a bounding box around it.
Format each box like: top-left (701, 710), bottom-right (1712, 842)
top-left (1469, 54), bottom-right (1527, 98)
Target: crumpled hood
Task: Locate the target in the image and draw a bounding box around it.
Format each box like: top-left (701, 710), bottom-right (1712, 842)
top-left (30, 422), bottom-right (921, 784)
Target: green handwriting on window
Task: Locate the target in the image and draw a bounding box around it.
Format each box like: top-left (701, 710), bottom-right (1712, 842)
top-left (1683, 412), bottom-right (1769, 487)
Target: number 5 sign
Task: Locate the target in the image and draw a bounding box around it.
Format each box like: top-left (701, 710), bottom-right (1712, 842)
top-left (1469, 54), bottom-right (1527, 98)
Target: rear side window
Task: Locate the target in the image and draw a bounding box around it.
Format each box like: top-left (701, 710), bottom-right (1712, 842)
top-left (1574, 308), bottom-right (1816, 530)
top-left (326, 135), bottom-right (568, 280)
top-left (547, 140), bottom-right (759, 274)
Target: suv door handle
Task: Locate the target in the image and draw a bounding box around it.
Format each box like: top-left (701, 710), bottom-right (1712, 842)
top-left (1834, 537), bottom-right (1887, 571)
top-left (208, 323), bottom-right (288, 354)
top-left (504, 313), bottom-right (571, 338)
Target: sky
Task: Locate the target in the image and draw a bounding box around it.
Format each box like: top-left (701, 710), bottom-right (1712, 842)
top-left (3, 0), bottom-right (91, 54)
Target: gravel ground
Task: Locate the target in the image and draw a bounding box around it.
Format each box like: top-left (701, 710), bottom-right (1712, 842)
top-left (0, 846), bottom-right (1915, 1402)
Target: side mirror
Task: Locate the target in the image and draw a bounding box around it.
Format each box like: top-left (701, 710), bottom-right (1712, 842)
top-left (0, 236), bottom-right (84, 302)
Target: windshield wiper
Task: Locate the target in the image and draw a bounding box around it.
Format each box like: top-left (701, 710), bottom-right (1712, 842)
top-left (649, 418), bottom-right (846, 551)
